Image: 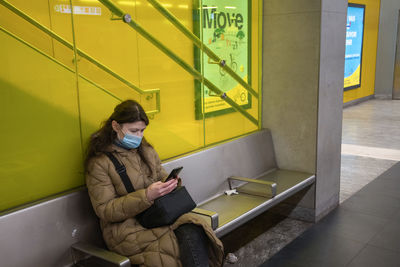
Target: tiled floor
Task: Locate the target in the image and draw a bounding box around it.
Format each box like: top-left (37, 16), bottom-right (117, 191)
top-left (340, 155), bottom-right (397, 203)
top-left (221, 100), bottom-right (400, 266)
top-left (340, 100), bottom-right (400, 202)
top-left (261, 99), bottom-right (400, 267)
top-left (260, 162), bottom-right (400, 267)
top-left (341, 100), bottom-right (400, 150)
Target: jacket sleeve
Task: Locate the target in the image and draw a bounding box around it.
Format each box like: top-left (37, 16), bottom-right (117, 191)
top-left (86, 159), bottom-right (153, 223)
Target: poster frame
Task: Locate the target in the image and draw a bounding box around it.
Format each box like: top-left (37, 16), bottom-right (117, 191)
top-left (193, 0), bottom-right (252, 120)
top-left (344, 3), bottom-right (366, 91)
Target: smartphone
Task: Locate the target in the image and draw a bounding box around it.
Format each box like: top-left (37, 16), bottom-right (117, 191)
top-left (165, 166), bottom-right (183, 182)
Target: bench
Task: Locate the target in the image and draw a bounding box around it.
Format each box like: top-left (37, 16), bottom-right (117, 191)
top-left (162, 129), bottom-right (315, 237)
top-left (0, 129), bottom-right (315, 266)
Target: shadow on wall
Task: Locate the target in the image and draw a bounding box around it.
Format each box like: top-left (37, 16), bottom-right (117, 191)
top-left (0, 79), bottom-right (84, 212)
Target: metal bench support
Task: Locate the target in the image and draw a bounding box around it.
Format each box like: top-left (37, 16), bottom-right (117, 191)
top-left (71, 242), bottom-right (131, 267)
top-left (228, 176), bottom-right (277, 198)
top-left (191, 208), bottom-right (219, 230)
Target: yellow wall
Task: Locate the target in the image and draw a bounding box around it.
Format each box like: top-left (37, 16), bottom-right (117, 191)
top-left (344, 0), bottom-right (380, 103)
top-left (0, 0), bottom-right (261, 211)
top-left (0, 28), bottom-right (82, 210)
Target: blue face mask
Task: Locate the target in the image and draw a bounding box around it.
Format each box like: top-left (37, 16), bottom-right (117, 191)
top-left (119, 133), bottom-right (143, 149)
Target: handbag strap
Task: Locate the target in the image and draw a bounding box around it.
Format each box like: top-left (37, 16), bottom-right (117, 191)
top-left (104, 152), bottom-right (135, 193)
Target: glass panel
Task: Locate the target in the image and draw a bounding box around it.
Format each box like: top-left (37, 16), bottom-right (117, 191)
top-left (135, 0), bottom-right (204, 159)
top-left (75, 0), bottom-right (205, 160)
top-left (71, 0), bottom-right (143, 151)
top-left (0, 0), bottom-right (261, 211)
top-left (0, 1), bottom-right (81, 211)
top-left (0, 0), bottom-right (54, 57)
top-left (0, 0), bottom-right (77, 70)
top-left (198, 0), bottom-right (260, 145)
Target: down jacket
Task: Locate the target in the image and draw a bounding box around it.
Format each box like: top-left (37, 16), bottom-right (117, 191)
top-left (86, 143), bottom-right (224, 267)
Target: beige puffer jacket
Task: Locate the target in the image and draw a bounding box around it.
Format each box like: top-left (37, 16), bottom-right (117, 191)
top-left (86, 143), bottom-right (224, 267)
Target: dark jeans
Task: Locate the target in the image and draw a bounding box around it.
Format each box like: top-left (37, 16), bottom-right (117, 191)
top-left (174, 223), bottom-right (209, 267)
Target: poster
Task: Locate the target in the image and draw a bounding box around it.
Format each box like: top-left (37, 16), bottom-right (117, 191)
top-left (344, 4), bottom-right (365, 90)
top-left (195, 0), bottom-right (251, 119)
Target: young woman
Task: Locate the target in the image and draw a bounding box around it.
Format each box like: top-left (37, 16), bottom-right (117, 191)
top-left (85, 100), bottom-right (223, 267)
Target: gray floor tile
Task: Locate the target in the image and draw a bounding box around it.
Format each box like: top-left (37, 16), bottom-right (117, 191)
top-left (340, 192), bottom-right (400, 219)
top-left (258, 101), bottom-right (400, 267)
top-left (262, 161), bottom-right (400, 267)
top-left (261, 246), bottom-right (343, 267)
top-left (392, 209), bottom-right (400, 222)
top-left (311, 208), bottom-right (388, 243)
top-left (347, 245), bottom-right (400, 267)
top-left (357, 178), bottom-right (400, 200)
top-left (378, 161), bottom-right (400, 181)
top-left (340, 155), bottom-right (397, 203)
top-left (270, 229), bottom-right (365, 267)
top-left (342, 100), bottom-right (400, 150)
top-left (260, 256), bottom-right (304, 267)
top-left (368, 221), bottom-right (400, 252)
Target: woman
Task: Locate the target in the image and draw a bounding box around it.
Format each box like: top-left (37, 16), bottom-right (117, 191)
top-left (85, 100), bottom-right (224, 267)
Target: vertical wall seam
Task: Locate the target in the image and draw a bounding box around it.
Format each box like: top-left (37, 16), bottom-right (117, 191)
top-left (258, 0), bottom-right (263, 130)
top-left (199, 0), bottom-right (206, 147)
top-left (134, 0), bottom-right (142, 103)
top-left (69, 0), bottom-right (85, 164)
top-left (47, 0), bottom-right (56, 58)
top-left (314, 0), bottom-right (323, 212)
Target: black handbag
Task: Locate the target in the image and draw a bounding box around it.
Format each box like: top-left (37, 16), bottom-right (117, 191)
top-left (105, 152), bottom-right (196, 228)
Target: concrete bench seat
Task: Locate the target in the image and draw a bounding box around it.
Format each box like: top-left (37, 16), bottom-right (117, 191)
top-left (190, 169), bottom-right (315, 237)
top-left (0, 129), bottom-right (315, 267)
top-left (71, 169), bottom-right (315, 265)
top-left (162, 129), bottom-right (315, 237)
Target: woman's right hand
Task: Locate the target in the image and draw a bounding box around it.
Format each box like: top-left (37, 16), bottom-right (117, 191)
top-left (146, 179), bottom-right (178, 202)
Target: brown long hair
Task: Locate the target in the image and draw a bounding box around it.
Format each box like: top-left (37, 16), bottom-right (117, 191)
top-left (84, 100), bottom-right (153, 173)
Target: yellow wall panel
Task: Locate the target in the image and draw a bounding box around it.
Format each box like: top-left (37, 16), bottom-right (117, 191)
top-left (0, 29), bottom-right (82, 211)
top-left (134, 0), bottom-right (204, 158)
top-left (0, 0), bottom-right (261, 211)
top-left (71, 0), bottom-right (141, 86)
top-left (0, 0), bottom-right (54, 56)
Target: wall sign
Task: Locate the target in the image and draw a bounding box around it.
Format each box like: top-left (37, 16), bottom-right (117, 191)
top-left (54, 5), bottom-right (101, 16)
top-left (195, 0), bottom-right (251, 119)
top-left (344, 4), bottom-right (365, 90)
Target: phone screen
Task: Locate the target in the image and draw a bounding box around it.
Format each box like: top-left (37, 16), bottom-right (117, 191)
top-left (165, 166), bottom-right (183, 182)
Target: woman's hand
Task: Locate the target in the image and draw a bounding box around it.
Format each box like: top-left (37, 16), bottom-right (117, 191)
top-left (146, 178), bottom-right (178, 202)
